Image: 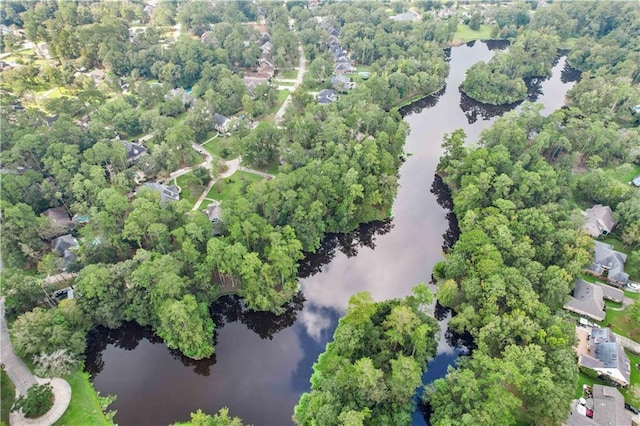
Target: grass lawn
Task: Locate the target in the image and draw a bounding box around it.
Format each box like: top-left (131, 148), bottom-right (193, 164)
top-left (598, 300), bottom-right (640, 342)
top-left (269, 90), bottom-right (290, 114)
top-left (53, 370), bottom-right (109, 426)
top-left (356, 65), bottom-right (373, 73)
top-left (202, 135), bottom-right (240, 160)
top-left (175, 173), bottom-right (205, 207)
top-left (274, 80), bottom-right (295, 86)
top-left (1, 369), bottom-right (15, 425)
top-left (279, 69), bottom-right (298, 80)
top-left (250, 160), bottom-right (280, 176)
top-left (452, 24), bottom-right (495, 44)
top-left (604, 163), bottom-right (640, 185)
top-left (206, 171), bottom-right (264, 203)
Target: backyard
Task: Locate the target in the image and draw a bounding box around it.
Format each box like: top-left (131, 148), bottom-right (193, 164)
top-left (278, 69), bottom-right (298, 80)
top-left (452, 24), bottom-right (494, 44)
top-left (175, 173), bottom-right (205, 207)
top-left (201, 135), bottom-right (241, 160)
top-left (206, 171), bottom-right (264, 203)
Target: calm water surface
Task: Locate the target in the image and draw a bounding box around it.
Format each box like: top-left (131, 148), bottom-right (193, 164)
top-left (86, 42), bottom-right (579, 425)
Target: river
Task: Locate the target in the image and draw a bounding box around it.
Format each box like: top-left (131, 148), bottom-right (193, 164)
top-left (85, 41), bottom-right (580, 425)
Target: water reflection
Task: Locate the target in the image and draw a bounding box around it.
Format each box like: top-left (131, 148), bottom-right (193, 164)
top-left (298, 219), bottom-right (394, 279)
top-left (399, 88), bottom-right (446, 118)
top-left (483, 39), bottom-right (511, 50)
top-left (561, 61), bottom-right (582, 83)
top-left (459, 91), bottom-right (520, 124)
top-left (430, 175), bottom-right (460, 253)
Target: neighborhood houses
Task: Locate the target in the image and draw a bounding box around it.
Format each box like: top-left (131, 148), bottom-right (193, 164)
top-left (576, 327), bottom-right (631, 388)
top-left (587, 241), bottom-right (630, 287)
top-left (582, 204), bottom-right (617, 238)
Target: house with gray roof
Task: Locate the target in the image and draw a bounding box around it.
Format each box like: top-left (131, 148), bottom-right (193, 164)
top-left (122, 141), bottom-right (148, 164)
top-left (564, 279), bottom-right (606, 321)
top-left (582, 204), bottom-right (617, 237)
top-left (390, 11), bottom-right (420, 22)
top-left (317, 89), bottom-right (338, 104)
top-left (587, 241), bottom-right (629, 286)
top-left (335, 62), bottom-right (355, 75)
top-left (567, 385), bottom-right (632, 426)
top-left (142, 182), bottom-right (180, 206)
top-left (51, 234), bottom-right (78, 271)
top-left (214, 113), bottom-right (230, 133)
top-left (331, 74), bottom-right (353, 92)
top-left (578, 328), bottom-right (631, 387)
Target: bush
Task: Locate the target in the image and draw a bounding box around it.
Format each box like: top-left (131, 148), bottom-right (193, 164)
top-left (12, 384), bottom-right (53, 418)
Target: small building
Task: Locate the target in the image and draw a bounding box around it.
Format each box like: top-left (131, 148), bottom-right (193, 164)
top-left (35, 42), bottom-right (52, 59)
top-left (567, 385), bottom-right (633, 426)
top-left (582, 204), bottom-right (617, 237)
top-left (142, 182), bottom-right (180, 206)
top-left (564, 279), bottom-right (606, 322)
top-left (51, 234), bottom-right (78, 271)
top-left (214, 113), bottom-right (230, 133)
top-left (578, 328), bottom-right (631, 388)
top-left (631, 174), bottom-right (640, 187)
top-left (122, 141), bottom-right (148, 164)
top-left (586, 242), bottom-right (629, 286)
top-left (43, 206), bottom-right (74, 237)
top-left (260, 41), bottom-right (273, 54)
top-left (317, 89), bottom-right (337, 104)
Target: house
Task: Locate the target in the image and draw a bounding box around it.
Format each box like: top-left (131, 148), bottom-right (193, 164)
top-left (331, 74), bottom-right (353, 92)
top-left (334, 62), bottom-right (355, 75)
top-left (89, 69), bottom-right (106, 86)
top-left (564, 279), bottom-right (606, 322)
top-left (260, 41), bottom-right (273, 53)
top-left (35, 42), bottom-right (52, 59)
top-left (214, 113), bottom-right (230, 133)
top-left (257, 32), bottom-right (271, 46)
top-left (391, 11), bottom-right (420, 22)
top-left (582, 204), bottom-right (617, 237)
top-left (122, 141), bottom-right (148, 164)
top-left (201, 31), bottom-right (216, 45)
top-left (51, 234), bottom-right (78, 271)
top-left (43, 206), bottom-right (74, 237)
top-left (244, 74), bottom-right (270, 97)
top-left (578, 328), bottom-right (631, 387)
top-left (143, 4), bottom-right (155, 15)
top-left (327, 26), bottom-right (340, 37)
top-left (567, 385), bottom-right (633, 426)
top-left (203, 201), bottom-right (222, 223)
top-left (586, 242), bottom-right (629, 286)
top-left (317, 89), bottom-right (338, 104)
top-left (142, 182), bottom-right (180, 206)
top-left (633, 105), bottom-right (640, 114)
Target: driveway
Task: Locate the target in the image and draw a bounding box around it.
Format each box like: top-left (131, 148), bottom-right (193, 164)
top-left (275, 43), bottom-right (307, 124)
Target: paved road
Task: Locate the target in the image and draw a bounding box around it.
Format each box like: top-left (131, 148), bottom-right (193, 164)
top-left (10, 377), bottom-right (71, 426)
top-left (275, 43), bottom-right (307, 124)
top-left (0, 297), bottom-right (37, 396)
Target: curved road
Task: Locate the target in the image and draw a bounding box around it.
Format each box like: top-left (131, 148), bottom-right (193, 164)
top-left (0, 297), bottom-right (37, 396)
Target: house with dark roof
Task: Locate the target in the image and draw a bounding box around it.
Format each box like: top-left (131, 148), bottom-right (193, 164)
top-left (122, 141), bottom-right (148, 164)
top-left (327, 26), bottom-right (340, 37)
top-left (582, 204), bottom-right (617, 237)
top-left (578, 328), bottom-right (631, 387)
top-left (331, 74), bottom-right (353, 92)
top-left (142, 182), bottom-right (180, 206)
top-left (567, 385), bottom-right (633, 425)
top-left (214, 113), bottom-right (230, 133)
top-left (335, 62), bottom-right (355, 75)
top-left (317, 89), bottom-right (338, 104)
top-left (564, 279), bottom-right (606, 322)
top-left (51, 234), bottom-right (78, 271)
top-left (43, 206), bottom-right (74, 237)
top-left (586, 242), bottom-right (630, 286)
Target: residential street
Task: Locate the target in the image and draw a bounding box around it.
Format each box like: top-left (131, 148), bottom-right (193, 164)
top-left (274, 43), bottom-right (306, 123)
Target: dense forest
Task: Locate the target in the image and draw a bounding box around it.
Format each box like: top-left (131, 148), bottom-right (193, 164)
top-left (1, 0), bottom-right (640, 424)
top-left (0, 0), bottom-right (453, 366)
top-left (294, 285), bottom-right (438, 425)
top-left (427, 2), bottom-right (640, 425)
